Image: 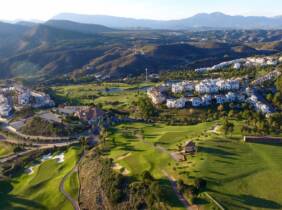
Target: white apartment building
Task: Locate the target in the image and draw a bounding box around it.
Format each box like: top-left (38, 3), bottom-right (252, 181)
top-left (233, 63), bottom-right (241, 70)
top-left (147, 88), bottom-right (166, 105)
top-left (17, 90), bottom-right (31, 106)
top-left (31, 91), bottom-right (55, 108)
top-left (225, 92), bottom-right (237, 102)
top-left (171, 81), bottom-right (194, 93)
top-left (215, 95), bottom-right (226, 104)
top-left (190, 97), bottom-right (202, 107)
top-left (195, 79), bottom-right (219, 94)
top-left (166, 98), bottom-right (187, 109)
top-left (0, 95), bottom-right (12, 117)
top-left (201, 95), bottom-right (212, 106)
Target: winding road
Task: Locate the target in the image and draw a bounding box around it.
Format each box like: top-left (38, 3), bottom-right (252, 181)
top-left (59, 152), bottom-right (85, 210)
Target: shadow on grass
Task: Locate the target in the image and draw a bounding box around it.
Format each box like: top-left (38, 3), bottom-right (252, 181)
top-left (157, 178), bottom-right (184, 208)
top-left (204, 168), bottom-right (264, 186)
top-left (214, 159), bottom-right (233, 164)
top-left (237, 194), bottom-right (282, 209)
top-left (0, 181), bottom-right (47, 210)
top-left (211, 190), bottom-right (282, 209)
top-left (250, 142), bottom-right (282, 147)
top-left (199, 146), bottom-right (237, 159)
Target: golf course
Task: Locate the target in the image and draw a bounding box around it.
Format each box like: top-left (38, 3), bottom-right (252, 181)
top-left (107, 121), bottom-right (282, 210)
top-left (51, 82), bottom-right (154, 111)
top-left (0, 146), bottom-right (82, 210)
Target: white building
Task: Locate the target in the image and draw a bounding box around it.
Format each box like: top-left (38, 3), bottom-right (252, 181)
top-left (0, 95), bottom-right (12, 117)
top-left (215, 95), bottom-right (226, 104)
top-left (31, 91), bottom-right (55, 108)
top-left (195, 79), bottom-right (219, 94)
top-left (18, 90), bottom-right (31, 106)
top-left (172, 81), bottom-right (194, 93)
top-left (190, 97), bottom-right (202, 107)
top-left (201, 95), bottom-right (212, 106)
top-left (233, 63), bottom-right (241, 70)
top-left (147, 88), bottom-right (166, 105)
top-left (166, 98), bottom-right (187, 109)
top-left (225, 92), bottom-right (236, 102)
top-left (237, 94), bottom-right (246, 102)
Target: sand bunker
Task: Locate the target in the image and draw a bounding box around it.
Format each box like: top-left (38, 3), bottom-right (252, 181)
top-left (26, 166), bottom-right (34, 175)
top-left (112, 163), bottom-right (130, 175)
top-left (41, 153), bottom-right (52, 162)
top-left (52, 153), bottom-right (65, 163)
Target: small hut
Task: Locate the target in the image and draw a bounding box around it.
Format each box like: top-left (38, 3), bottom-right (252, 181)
top-left (184, 141), bottom-right (197, 154)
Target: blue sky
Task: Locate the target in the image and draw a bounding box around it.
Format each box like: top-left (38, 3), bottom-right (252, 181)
top-left (0, 0), bottom-right (281, 21)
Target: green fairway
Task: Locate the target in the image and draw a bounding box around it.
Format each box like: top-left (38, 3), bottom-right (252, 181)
top-left (196, 136), bottom-right (282, 210)
top-left (107, 121), bottom-right (282, 210)
top-left (0, 146), bottom-right (82, 210)
top-left (51, 82), bottom-right (155, 111)
top-left (0, 142), bottom-right (14, 158)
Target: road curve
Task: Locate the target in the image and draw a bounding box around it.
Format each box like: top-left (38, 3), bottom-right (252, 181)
top-left (59, 153), bottom-right (84, 210)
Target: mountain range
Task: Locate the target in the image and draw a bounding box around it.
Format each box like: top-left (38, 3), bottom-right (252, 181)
top-left (52, 12), bottom-right (282, 30)
top-left (0, 17), bottom-right (281, 83)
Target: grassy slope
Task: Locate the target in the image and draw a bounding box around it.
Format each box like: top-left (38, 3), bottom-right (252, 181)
top-left (64, 171), bottom-right (79, 200)
top-left (108, 121), bottom-right (282, 210)
top-left (197, 136), bottom-right (282, 210)
top-left (0, 142), bottom-right (14, 157)
top-left (0, 146), bottom-right (82, 210)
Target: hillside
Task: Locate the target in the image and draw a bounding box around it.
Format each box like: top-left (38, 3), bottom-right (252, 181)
top-left (53, 12), bottom-right (282, 29)
top-left (45, 20), bottom-right (115, 34)
top-left (18, 24), bottom-right (95, 51)
top-left (0, 22), bottom-right (29, 57)
top-left (73, 43), bottom-right (264, 79)
top-left (0, 40), bottom-right (268, 80)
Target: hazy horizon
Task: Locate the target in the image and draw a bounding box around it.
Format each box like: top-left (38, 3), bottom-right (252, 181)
top-left (0, 0), bottom-right (281, 22)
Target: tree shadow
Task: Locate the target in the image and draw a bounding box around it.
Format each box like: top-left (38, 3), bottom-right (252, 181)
top-left (199, 146), bottom-right (237, 159)
top-left (212, 190), bottom-right (282, 210)
top-left (249, 142), bottom-right (282, 147)
top-left (236, 194), bottom-right (282, 209)
top-left (157, 178), bottom-right (185, 208)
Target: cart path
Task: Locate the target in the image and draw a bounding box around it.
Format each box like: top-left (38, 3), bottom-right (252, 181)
top-left (60, 153), bottom-right (85, 210)
top-left (162, 170), bottom-right (199, 210)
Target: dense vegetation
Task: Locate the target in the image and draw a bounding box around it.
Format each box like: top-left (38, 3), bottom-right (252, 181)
top-left (19, 117), bottom-right (70, 137)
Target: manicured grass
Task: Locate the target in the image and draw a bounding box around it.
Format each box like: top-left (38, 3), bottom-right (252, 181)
top-left (0, 142), bottom-right (14, 158)
top-left (195, 136), bottom-right (282, 210)
top-left (0, 146), bottom-right (82, 210)
top-left (107, 121), bottom-right (282, 210)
